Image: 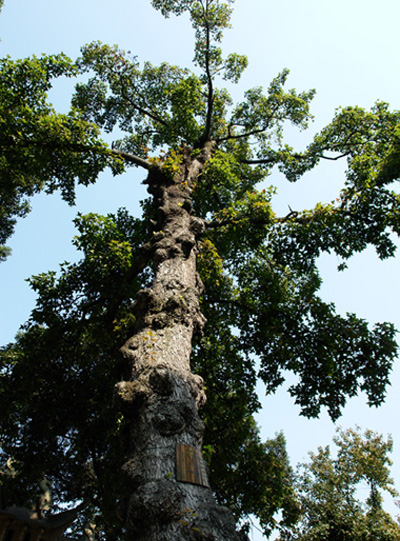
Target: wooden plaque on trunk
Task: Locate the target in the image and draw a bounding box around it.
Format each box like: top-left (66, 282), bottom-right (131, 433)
top-left (176, 444), bottom-right (210, 487)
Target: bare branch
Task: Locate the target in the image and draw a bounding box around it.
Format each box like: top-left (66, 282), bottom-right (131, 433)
top-left (274, 210), bottom-right (299, 223)
top-left (320, 152), bottom-right (350, 161)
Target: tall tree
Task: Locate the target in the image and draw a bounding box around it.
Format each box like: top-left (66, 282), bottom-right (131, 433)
top-left (1, 0), bottom-right (400, 539)
top-left (278, 427), bottom-right (400, 541)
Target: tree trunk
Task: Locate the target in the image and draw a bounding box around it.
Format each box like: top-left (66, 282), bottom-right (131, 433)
top-left (115, 146), bottom-right (248, 540)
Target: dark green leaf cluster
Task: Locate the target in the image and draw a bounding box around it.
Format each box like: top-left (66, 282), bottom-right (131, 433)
top-left (192, 292), bottom-right (300, 534)
top-left (0, 210), bottom-right (149, 536)
top-left (236, 257), bottom-right (396, 420)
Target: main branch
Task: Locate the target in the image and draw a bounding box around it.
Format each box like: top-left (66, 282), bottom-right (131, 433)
top-left (110, 148), bottom-right (152, 170)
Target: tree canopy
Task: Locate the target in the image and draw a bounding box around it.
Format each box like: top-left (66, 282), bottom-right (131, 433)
top-left (1, 0), bottom-right (400, 538)
top-left (278, 427), bottom-right (400, 541)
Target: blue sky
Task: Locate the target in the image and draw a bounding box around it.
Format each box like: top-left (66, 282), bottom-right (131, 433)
top-left (1, 0), bottom-right (400, 537)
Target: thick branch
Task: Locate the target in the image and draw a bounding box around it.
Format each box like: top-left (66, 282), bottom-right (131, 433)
top-left (239, 157), bottom-right (276, 165)
top-left (110, 149), bottom-right (152, 170)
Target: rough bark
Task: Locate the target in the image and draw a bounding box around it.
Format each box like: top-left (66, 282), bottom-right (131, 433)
top-left (115, 145), bottom-right (248, 540)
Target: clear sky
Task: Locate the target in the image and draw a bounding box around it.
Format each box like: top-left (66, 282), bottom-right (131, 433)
top-left (1, 0), bottom-right (400, 538)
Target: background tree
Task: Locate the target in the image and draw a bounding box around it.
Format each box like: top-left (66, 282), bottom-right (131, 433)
top-left (278, 427), bottom-right (400, 541)
top-left (1, 0), bottom-right (400, 539)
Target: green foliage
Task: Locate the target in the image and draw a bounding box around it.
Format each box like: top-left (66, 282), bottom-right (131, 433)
top-left (194, 165), bottom-right (397, 420)
top-left (192, 297), bottom-right (300, 534)
top-left (0, 54), bottom-right (123, 260)
top-left (0, 209), bottom-right (149, 533)
top-left (230, 70), bottom-right (315, 144)
top-left (278, 428), bottom-right (400, 541)
top-left (278, 102), bottom-right (400, 263)
top-left (74, 42), bottom-right (207, 153)
top-left (152, 0), bottom-right (234, 42)
top-left (1, 0), bottom-right (400, 538)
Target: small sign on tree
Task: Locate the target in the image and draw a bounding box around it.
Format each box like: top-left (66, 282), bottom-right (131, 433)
top-left (176, 444), bottom-right (209, 488)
